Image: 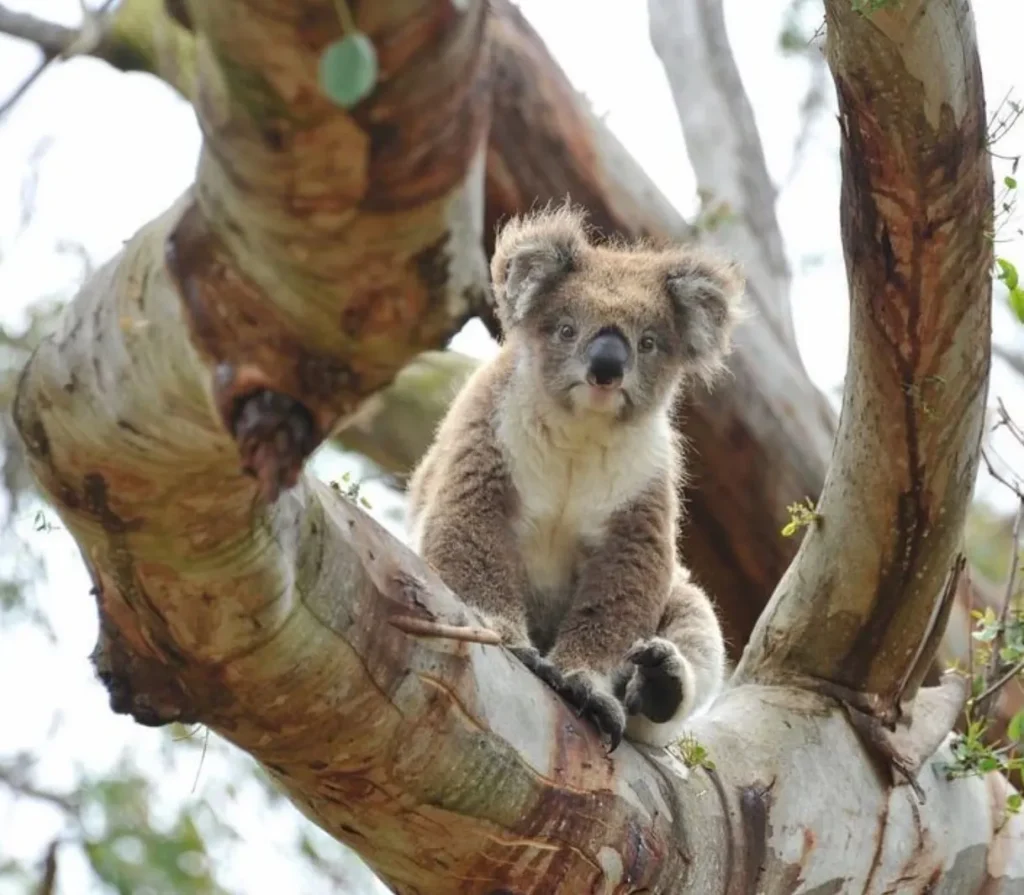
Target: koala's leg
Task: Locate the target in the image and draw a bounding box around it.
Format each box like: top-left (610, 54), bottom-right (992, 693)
top-left (615, 566), bottom-right (727, 748)
top-left (411, 425), bottom-right (546, 665)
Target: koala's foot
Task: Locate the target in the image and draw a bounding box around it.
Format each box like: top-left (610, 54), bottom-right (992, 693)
top-left (508, 647), bottom-right (625, 751)
top-left (613, 637), bottom-right (698, 748)
top-left (230, 387), bottom-right (318, 502)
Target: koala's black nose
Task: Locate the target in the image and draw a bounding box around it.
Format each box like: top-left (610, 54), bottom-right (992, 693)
top-left (585, 331), bottom-right (629, 387)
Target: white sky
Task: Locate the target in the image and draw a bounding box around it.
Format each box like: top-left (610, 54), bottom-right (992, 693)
top-left (1, 1), bottom-right (1023, 892)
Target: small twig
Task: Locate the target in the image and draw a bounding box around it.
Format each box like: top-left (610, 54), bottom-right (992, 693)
top-left (977, 494), bottom-right (1024, 722)
top-left (0, 766), bottom-right (78, 813)
top-left (34, 839), bottom-right (60, 895)
top-left (981, 447), bottom-right (1024, 499)
top-left (975, 658), bottom-right (1024, 710)
top-left (331, 0), bottom-right (357, 33)
top-left (966, 565), bottom-right (975, 686)
top-left (0, 0), bottom-right (116, 121)
top-left (191, 726), bottom-right (210, 794)
top-left (388, 615), bottom-right (502, 645)
top-left (997, 398), bottom-right (1024, 447)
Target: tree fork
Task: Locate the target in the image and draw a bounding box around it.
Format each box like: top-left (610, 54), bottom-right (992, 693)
top-left (11, 0), bottom-right (1024, 892)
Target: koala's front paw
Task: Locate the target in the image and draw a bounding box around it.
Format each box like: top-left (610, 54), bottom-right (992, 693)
top-left (618, 637), bottom-right (688, 724)
top-left (508, 645), bottom-right (565, 692)
top-left (509, 647), bottom-right (626, 750)
top-left (556, 670), bottom-right (627, 752)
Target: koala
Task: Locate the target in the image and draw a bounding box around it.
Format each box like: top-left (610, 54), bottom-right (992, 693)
top-left (407, 204), bottom-right (744, 751)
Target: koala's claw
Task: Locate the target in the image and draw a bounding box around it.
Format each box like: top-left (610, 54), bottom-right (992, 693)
top-left (556, 670), bottom-right (626, 752)
top-left (508, 645), bottom-right (564, 692)
top-left (625, 638), bottom-right (678, 668)
top-left (509, 647), bottom-right (625, 751)
top-left (619, 637), bottom-right (687, 724)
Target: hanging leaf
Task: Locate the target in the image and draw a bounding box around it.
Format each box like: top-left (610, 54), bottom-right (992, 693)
top-left (1009, 709), bottom-right (1024, 742)
top-left (997, 257), bottom-right (1019, 291)
top-left (1010, 286), bottom-right (1024, 324)
top-left (318, 33), bottom-right (378, 109)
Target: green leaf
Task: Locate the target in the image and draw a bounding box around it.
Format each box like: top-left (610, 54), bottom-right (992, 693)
top-left (1011, 286), bottom-right (1024, 323)
top-left (998, 258), bottom-right (1020, 290)
top-left (978, 755), bottom-right (1001, 773)
top-left (1007, 792), bottom-right (1023, 814)
top-left (318, 33), bottom-right (378, 109)
top-left (1010, 710), bottom-right (1024, 742)
top-left (1007, 176), bottom-right (1019, 190)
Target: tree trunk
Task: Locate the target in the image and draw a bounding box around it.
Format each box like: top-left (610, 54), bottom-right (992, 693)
top-left (10, 0), bottom-right (1023, 892)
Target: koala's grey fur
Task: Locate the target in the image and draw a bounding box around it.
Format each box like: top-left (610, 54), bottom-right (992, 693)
top-left (407, 204), bottom-right (745, 750)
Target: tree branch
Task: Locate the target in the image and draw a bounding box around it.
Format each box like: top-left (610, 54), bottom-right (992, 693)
top-left (0, 5), bottom-right (74, 56)
top-left (736, 0), bottom-right (994, 715)
top-left (648, 0), bottom-right (795, 349)
top-left (0, 0), bottom-right (835, 654)
top-left (10, 1), bottom-right (1022, 889)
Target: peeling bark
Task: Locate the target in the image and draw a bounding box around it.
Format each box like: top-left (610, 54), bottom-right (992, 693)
top-left (9, 0), bottom-right (1024, 891)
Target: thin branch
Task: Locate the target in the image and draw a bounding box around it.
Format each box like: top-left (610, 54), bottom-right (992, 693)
top-left (983, 495), bottom-right (1024, 716)
top-left (0, 767), bottom-right (77, 814)
top-left (33, 839), bottom-right (60, 895)
top-left (976, 658), bottom-right (1024, 710)
top-left (647, 0), bottom-right (795, 349)
top-left (982, 447), bottom-right (1024, 499)
top-left (388, 615), bottom-right (502, 645)
top-left (0, 4), bottom-right (75, 56)
top-left (0, 0), bottom-right (117, 121)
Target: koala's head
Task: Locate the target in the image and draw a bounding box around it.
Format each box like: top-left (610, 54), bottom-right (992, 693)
top-left (490, 205), bottom-right (746, 421)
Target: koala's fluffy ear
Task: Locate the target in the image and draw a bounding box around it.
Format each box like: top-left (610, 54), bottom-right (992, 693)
top-left (666, 252), bottom-right (747, 386)
top-left (490, 205), bottom-right (589, 330)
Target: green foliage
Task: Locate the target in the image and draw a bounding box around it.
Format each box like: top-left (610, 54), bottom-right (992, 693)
top-left (988, 97), bottom-right (1023, 325)
top-left (945, 598), bottom-right (1024, 819)
top-left (676, 733), bottom-right (716, 772)
top-left (781, 496), bottom-right (822, 538)
top-left (80, 775), bottom-right (222, 895)
top-left (777, 0), bottom-right (816, 57)
top-left (692, 187), bottom-right (738, 234)
top-left (330, 470), bottom-right (373, 508)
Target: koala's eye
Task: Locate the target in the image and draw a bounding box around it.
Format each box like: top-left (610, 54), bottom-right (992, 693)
top-left (638, 334), bottom-right (657, 353)
top-left (558, 323), bottom-right (577, 341)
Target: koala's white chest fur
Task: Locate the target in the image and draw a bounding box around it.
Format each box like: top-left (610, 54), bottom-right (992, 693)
top-left (495, 389), bottom-right (672, 609)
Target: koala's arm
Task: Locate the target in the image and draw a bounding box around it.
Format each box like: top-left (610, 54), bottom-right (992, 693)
top-left (548, 482), bottom-right (675, 677)
top-left (408, 380), bottom-right (532, 649)
top-left (616, 567), bottom-right (726, 747)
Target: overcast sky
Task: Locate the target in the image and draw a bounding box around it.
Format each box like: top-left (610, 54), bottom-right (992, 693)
top-left (1, 1), bottom-right (1022, 892)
